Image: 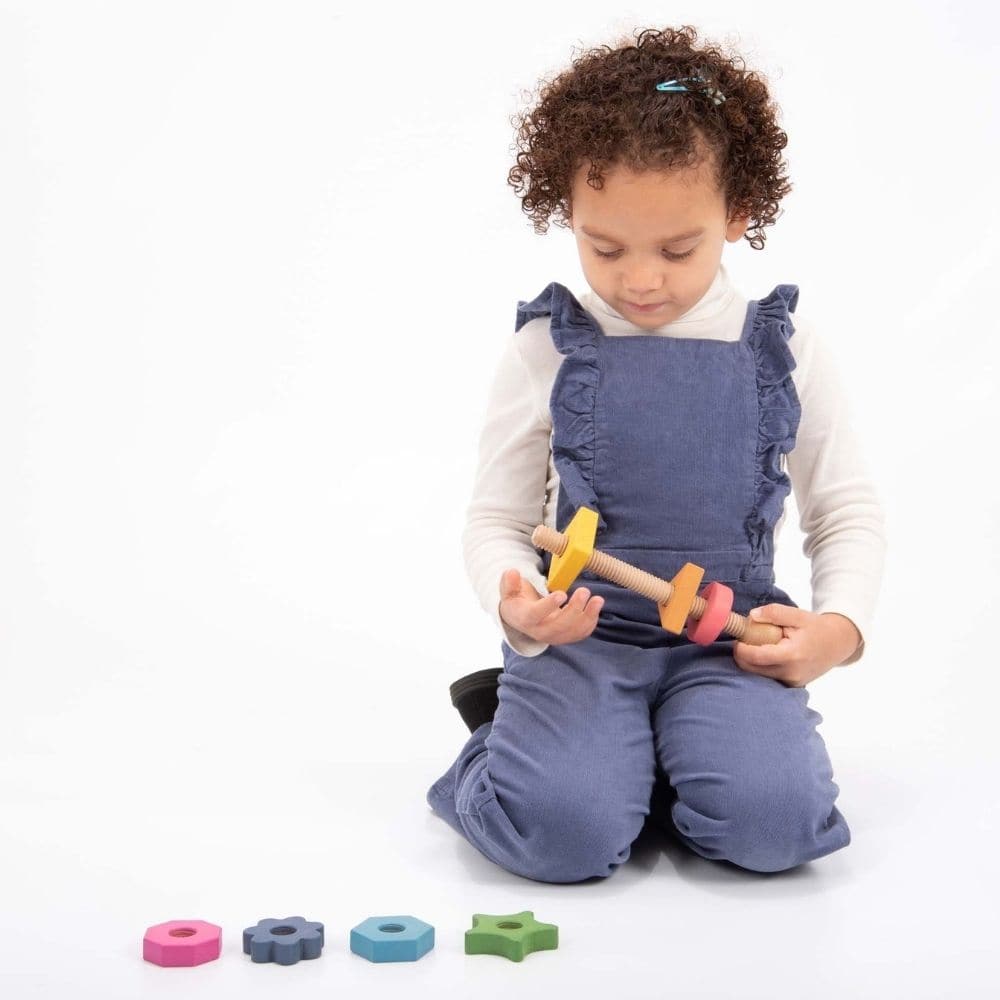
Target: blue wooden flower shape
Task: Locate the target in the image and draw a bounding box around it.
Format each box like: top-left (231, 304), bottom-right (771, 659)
top-left (242, 916), bottom-right (324, 965)
top-left (350, 915), bottom-right (434, 963)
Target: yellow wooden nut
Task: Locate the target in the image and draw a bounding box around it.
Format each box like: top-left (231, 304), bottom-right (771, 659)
top-left (658, 562), bottom-right (705, 633)
top-left (546, 506), bottom-right (599, 593)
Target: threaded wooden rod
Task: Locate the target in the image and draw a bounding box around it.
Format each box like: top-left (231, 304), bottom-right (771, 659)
top-left (531, 524), bottom-right (782, 646)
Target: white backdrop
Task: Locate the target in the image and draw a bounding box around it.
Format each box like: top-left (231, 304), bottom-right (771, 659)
top-left (2, 1), bottom-right (997, 997)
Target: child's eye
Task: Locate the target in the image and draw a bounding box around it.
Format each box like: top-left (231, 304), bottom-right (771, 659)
top-left (593, 247), bottom-right (696, 261)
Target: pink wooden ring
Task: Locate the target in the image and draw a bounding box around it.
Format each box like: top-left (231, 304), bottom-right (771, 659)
top-left (686, 581), bottom-right (734, 645)
top-left (143, 920), bottom-right (222, 967)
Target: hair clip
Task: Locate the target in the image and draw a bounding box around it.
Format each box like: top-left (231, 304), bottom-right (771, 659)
top-left (655, 75), bottom-right (726, 106)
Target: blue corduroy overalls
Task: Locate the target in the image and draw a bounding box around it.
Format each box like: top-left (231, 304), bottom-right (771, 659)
top-left (427, 281), bottom-right (851, 881)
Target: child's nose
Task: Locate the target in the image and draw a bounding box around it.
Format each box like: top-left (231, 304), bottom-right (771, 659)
top-left (623, 278), bottom-right (666, 298)
top-left (622, 265), bottom-right (666, 295)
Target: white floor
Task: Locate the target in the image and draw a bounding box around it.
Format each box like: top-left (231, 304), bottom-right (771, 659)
top-left (1, 627), bottom-right (996, 1000)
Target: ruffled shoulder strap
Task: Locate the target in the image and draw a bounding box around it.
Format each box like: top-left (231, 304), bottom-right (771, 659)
top-left (514, 281), bottom-right (606, 531)
top-left (515, 281), bottom-right (599, 355)
top-left (743, 283), bottom-right (802, 582)
top-left (741, 283), bottom-right (799, 383)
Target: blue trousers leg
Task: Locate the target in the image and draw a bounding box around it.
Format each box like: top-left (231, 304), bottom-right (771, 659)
top-left (427, 636), bottom-right (851, 881)
top-left (651, 641), bottom-right (851, 872)
top-left (427, 635), bottom-right (663, 883)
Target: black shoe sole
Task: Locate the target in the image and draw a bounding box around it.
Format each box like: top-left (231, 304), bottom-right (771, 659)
top-left (449, 668), bottom-right (503, 733)
top-left (449, 667), bottom-right (503, 706)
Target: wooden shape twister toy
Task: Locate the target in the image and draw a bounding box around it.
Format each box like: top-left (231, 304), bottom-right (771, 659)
top-left (533, 506), bottom-right (783, 646)
top-left (465, 911), bottom-right (558, 962)
top-left (546, 506), bottom-right (598, 593)
top-left (686, 580), bottom-right (735, 644)
top-left (350, 915), bottom-right (435, 963)
top-left (242, 916), bottom-right (325, 965)
top-left (143, 920), bottom-right (222, 967)
top-left (658, 561), bottom-right (704, 634)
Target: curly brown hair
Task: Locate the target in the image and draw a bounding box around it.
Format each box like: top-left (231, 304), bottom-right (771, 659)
top-left (506, 25), bottom-right (792, 250)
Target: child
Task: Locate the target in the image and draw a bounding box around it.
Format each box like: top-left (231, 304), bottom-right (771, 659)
top-left (426, 25), bottom-right (886, 883)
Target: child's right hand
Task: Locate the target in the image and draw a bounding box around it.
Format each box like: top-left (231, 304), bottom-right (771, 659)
top-left (498, 568), bottom-right (604, 645)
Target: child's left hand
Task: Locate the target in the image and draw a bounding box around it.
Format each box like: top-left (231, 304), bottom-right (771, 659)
top-left (732, 606), bottom-right (862, 687)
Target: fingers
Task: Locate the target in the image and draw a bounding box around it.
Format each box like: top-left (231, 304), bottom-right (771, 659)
top-left (522, 588), bottom-right (571, 627)
top-left (537, 587), bottom-right (604, 643)
top-left (504, 584), bottom-right (604, 644)
top-left (749, 603), bottom-right (813, 628)
top-left (732, 636), bottom-right (808, 688)
top-left (733, 636), bottom-right (794, 670)
top-left (733, 649), bottom-right (808, 688)
top-left (499, 570), bottom-right (563, 630)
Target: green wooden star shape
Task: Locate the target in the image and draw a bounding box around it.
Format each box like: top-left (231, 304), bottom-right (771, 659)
top-left (464, 911), bottom-right (558, 962)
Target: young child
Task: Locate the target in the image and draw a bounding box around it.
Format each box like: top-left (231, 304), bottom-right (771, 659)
top-left (426, 25), bottom-right (886, 883)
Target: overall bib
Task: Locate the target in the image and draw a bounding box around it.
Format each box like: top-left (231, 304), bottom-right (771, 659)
top-left (427, 281), bottom-right (850, 881)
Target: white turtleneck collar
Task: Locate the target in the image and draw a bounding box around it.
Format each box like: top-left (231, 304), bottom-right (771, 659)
top-left (578, 262), bottom-right (743, 338)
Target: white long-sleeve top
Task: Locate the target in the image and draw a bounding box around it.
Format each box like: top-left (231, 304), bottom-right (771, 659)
top-left (462, 263), bottom-right (887, 666)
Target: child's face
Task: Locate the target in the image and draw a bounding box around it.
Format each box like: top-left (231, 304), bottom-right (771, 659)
top-left (569, 157), bottom-right (749, 329)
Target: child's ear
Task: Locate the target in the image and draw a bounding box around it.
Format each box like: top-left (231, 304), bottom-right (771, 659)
top-left (725, 214), bottom-right (750, 242)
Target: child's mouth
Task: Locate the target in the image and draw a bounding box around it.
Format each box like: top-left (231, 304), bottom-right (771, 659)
top-left (624, 300), bottom-right (667, 313)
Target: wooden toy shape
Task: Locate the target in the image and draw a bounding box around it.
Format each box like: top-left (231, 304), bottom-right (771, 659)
top-left (546, 506), bottom-right (598, 593)
top-left (531, 514), bottom-right (783, 646)
top-left (658, 561), bottom-right (705, 633)
top-left (686, 581), bottom-right (734, 644)
top-left (465, 911), bottom-right (558, 962)
top-left (350, 915), bottom-right (434, 963)
top-left (143, 920), bottom-right (222, 967)
top-left (243, 917), bottom-right (324, 965)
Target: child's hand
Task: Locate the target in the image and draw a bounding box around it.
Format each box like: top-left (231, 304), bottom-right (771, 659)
top-left (732, 606), bottom-right (862, 687)
top-left (499, 569), bottom-right (604, 645)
